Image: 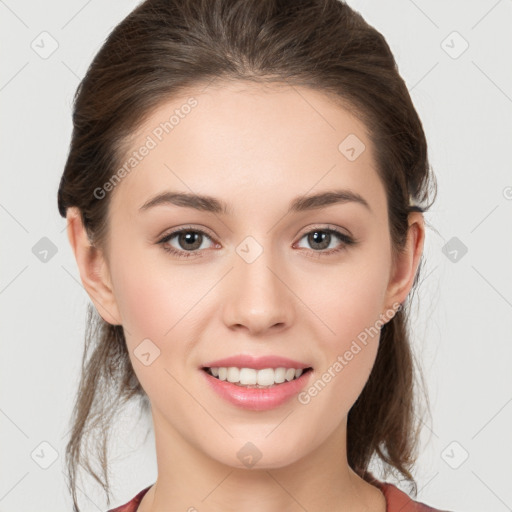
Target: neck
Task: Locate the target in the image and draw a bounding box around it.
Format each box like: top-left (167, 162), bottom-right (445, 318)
top-left (137, 407), bottom-right (385, 512)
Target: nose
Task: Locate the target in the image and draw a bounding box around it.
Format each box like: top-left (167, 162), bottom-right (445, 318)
top-left (222, 245), bottom-right (295, 336)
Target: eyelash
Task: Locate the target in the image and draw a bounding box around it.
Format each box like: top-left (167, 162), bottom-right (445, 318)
top-left (157, 225), bottom-right (356, 260)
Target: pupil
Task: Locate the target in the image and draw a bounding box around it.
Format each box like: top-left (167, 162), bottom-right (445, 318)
top-left (309, 231), bottom-right (329, 250)
top-left (180, 232), bottom-right (201, 250)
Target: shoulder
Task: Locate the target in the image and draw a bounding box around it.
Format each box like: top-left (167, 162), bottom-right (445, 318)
top-left (106, 485), bottom-right (152, 512)
top-left (367, 473), bottom-right (453, 512)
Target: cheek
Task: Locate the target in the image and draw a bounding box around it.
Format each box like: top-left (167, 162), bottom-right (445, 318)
top-left (109, 253), bottom-right (218, 389)
top-left (298, 248), bottom-right (391, 410)
top-left (109, 261), bottom-right (193, 404)
top-left (112, 267), bottom-right (171, 341)
top-left (111, 247), bottom-right (204, 341)
top-left (307, 248), bottom-right (391, 347)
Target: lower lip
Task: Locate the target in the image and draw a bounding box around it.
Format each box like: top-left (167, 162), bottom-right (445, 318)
top-left (201, 369), bottom-right (312, 411)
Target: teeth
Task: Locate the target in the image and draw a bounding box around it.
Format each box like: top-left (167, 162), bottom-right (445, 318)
top-left (207, 367), bottom-right (306, 387)
top-left (227, 367), bottom-right (240, 383)
top-left (240, 367), bottom-right (256, 385)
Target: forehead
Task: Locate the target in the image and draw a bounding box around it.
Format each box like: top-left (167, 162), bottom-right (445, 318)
top-left (108, 80), bottom-right (384, 218)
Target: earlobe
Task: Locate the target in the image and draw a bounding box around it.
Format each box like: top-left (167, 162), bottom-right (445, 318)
top-left (384, 212), bottom-right (425, 311)
top-left (66, 207), bottom-right (122, 325)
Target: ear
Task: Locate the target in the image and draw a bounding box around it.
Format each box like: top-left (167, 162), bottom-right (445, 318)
top-left (66, 207), bottom-right (122, 325)
top-left (383, 211), bottom-right (425, 312)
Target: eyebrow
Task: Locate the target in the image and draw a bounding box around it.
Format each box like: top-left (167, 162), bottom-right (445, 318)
top-left (138, 189), bottom-right (371, 215)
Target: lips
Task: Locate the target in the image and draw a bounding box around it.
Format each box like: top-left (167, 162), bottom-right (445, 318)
top-left (199, 354), bottom-right (314, 411)
top-left (201, 354), bottom-right (312, 370)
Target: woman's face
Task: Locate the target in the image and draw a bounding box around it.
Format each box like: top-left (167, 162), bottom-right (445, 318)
top-left (82, 81), bottom-right (420, 469)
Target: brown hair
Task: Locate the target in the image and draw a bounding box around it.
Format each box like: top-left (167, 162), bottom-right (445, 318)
top-left (57, 0), bottom-right (437, 509)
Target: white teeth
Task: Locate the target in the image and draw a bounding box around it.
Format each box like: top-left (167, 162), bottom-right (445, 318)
top-left (257, 368), bottom-right (274, 386)
top-left (218, 367), bottom-right (227, 381)
top-left (239, 367), bottom-right (257, 385)
top-left (226, 367), bottom-right (240, 383)
top-left (285, 368), bottom-right (295, 381)
top-left (274, 367), bottom-right (286, 383)
top-left (207, 366), bottom-right (308, 386)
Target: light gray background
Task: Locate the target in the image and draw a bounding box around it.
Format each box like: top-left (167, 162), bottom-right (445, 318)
top-left (1, 1), bottom-right (511, 511)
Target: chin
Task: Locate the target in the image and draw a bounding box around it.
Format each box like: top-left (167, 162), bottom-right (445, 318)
top-left (205, 432), bottom-right (313, 471)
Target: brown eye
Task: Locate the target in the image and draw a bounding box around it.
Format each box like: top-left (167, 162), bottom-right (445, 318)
top-left (158, 227), bottom-right (216, 259)
top-left (295, 227), bottom-right (355, 255)
top-left (175, 231), bottom-right (204, 251)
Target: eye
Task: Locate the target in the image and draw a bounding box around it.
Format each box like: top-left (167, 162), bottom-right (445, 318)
top-left (294, 226), bottom-right (356, 257)
top-left (157, 225), bottom-right (357, 260)
top-left (157, 226), bottom-right (217, 259)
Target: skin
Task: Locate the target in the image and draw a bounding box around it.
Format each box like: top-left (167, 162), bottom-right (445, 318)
top-left (67, 80), bottom-right (424, 512)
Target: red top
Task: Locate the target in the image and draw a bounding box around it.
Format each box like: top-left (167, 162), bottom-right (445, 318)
top-left (107, 475), bottom-right (451, 512)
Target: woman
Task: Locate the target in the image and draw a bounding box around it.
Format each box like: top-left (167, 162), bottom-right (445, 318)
top-left (58, 0), bottom-right (449, 510)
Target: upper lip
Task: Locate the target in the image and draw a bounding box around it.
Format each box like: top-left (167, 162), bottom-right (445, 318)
top-left (201, 354), bottom-right (312, 370)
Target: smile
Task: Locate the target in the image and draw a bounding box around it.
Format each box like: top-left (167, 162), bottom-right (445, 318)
top-left (203, 366), bottom-right (312, 388)
top-left (200, 366), bottom-right (313, 411)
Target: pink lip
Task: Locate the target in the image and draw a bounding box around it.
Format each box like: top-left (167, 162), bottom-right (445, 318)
top-left (200, 369), bottom-right (313, 411)
top-left (201, 354), bottom-right (311, 370)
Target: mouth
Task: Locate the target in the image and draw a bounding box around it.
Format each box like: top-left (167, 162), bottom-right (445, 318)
top-left (201, 366), bottom-right (313, 389)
